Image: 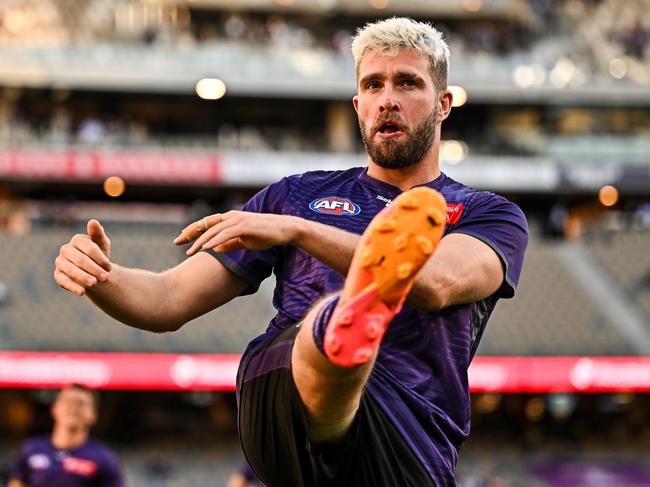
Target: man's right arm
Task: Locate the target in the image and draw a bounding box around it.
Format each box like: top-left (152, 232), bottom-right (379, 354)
top-left (85, 253), bottom-right (249, 332)
top-left (54, 219), bottom-right (249, 332)
top-left (8, 479), bottom-right (26, 487)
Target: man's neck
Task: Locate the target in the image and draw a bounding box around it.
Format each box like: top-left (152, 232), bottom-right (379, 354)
top-left (366, 155), bottom-right (441, 192)
top-left (51, 425), bottom-right (88, 451)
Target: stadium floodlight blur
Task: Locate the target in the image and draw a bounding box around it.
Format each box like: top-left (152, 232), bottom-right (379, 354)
top-left (195, 78), bottom-right (227, 100)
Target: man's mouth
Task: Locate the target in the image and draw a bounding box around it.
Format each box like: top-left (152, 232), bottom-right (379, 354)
top-left (375, 121), bottom-right (405, 137)
top-left (378, 123), bottom-right (400, 134)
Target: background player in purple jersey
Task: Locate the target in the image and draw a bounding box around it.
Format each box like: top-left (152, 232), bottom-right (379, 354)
top-left (8, 384), bottom-right (124, 487)
top-left (53, 17), bottom-right (527, 486)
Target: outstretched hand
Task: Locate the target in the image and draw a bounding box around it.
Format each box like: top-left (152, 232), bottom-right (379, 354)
top-left (53, 219), bottom-right (112, 296)
top-left (174, 211), bottom-right (300, 256)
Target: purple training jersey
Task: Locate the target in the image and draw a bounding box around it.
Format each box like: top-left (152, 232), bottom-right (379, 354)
top-left (214, 167), bottom-right (528, 484)
top-left (11, 435), bottom-right (124, 487)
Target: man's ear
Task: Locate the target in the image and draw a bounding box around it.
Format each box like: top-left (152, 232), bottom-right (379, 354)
top-left (352, 95), bottom-right (359, 113)
top-left (436, 89), bottom-right (453, 123)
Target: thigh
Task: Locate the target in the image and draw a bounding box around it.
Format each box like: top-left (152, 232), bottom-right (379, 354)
top-left (238, 325), bottom-right (316, 487)
top-left (237, 326), bottom-right (434, 487)
top-left (341, 393), bottom-right (435, 487)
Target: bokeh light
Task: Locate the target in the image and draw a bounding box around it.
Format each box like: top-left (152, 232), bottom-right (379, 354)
top-left (368, 0), bottom-right (389, 9)
top-left (196, 78), bottom-right (227, 100)
top-left (103, 176), bottom-right (126, 198)
top-left (598, 185), bottom-right (619, 207)
top-left (449, 85), bottom-right (468, 107)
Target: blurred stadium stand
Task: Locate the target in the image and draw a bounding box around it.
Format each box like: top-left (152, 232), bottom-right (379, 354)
top-left (0, 220), bottom-right (274, 353)
top-left (2, 223), bottom-right (648, 356)
top-left (0, 0), bottom-right (649, 485)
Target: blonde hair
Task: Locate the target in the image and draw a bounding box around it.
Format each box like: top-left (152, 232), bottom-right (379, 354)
top-left (351, 17), bottom-right (449, 90)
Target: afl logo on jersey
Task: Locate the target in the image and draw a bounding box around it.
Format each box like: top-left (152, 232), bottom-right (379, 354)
top-left (309, 196), bottom-right (361, 216)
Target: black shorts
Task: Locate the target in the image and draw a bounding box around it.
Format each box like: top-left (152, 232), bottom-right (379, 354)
top-left (237, 324), bottom-right (433, 487)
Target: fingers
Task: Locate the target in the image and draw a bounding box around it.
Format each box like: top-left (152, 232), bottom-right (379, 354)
top-left (184, 214), bottom-right (240, 256)
top-left (70, 233), bottom-right (112, 272)
top-left (174, 214), bottom-right (223, 245)
top-left (87, 219), bottom-right (111, 256)
top-left (54, 233), bottom-right (112, 296)
top-left (195, 224), bottom-right (243, 254)
top-left (53, 269), bottom-right (86, 296)
top-left (212, 237), bottom-right (246, 253)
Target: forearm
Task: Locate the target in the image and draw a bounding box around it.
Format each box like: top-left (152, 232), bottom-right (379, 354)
top-left (291, 218), bottom-right (359, 276)
top-left (85, 264), bottom-right (179, 332)
top-left (404, 262), bottom-right (453, 310)
top-left (406, 233), bottom-right (505, 310)
top-left (292, 218), bottom-right (443, 307)
top-left (293, 218), bottom-right (484, 312)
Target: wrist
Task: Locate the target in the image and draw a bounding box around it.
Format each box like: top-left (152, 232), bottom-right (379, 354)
top-left (287, 215), bottom-right (307, 246)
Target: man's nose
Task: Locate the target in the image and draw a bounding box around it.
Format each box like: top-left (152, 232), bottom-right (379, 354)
top-left (378, 87), bottom-right (399, 113)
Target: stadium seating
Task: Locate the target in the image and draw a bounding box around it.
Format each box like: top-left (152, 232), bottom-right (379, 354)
top-left (0, 223), bottom-right (273, 353)
top-left (585, 229), bottom-right (650, 318)
top-left (478, 239), bottom-right (637, 356)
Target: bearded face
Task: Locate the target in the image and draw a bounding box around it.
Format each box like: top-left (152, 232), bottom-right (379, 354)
top-left (359, 106), bottom-right (437, 169)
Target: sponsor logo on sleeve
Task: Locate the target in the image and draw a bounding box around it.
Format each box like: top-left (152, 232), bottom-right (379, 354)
top-left (309, 196), bottom-right (361, 216)
top-left (445, 203), bottom-right (464, 225)
top-left (62, 457), bottom-right (97, 477)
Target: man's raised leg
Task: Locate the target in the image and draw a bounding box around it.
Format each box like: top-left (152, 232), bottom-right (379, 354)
top-left (291, 187), bottom-right (447, 442)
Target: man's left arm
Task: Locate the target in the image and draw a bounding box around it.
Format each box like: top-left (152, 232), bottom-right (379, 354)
top-left (406, 232), bottom-right (504, 310)
top-left (408, 193), bottom-right (529, 310)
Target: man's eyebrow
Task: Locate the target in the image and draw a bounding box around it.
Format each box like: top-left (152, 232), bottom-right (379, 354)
top-left (359, 73), bottom-right (384, 85)
top-left (395, 71), bottom-right (425, 83)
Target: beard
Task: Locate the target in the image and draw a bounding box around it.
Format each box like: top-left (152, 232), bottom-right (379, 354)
top-left (359, 107), bottom-right (437, 169)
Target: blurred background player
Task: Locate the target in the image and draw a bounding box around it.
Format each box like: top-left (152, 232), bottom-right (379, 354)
top-left (8, 384), bottom-right (124, 487)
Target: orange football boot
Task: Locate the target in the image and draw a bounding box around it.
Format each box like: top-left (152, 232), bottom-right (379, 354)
top-left (324, 187), bottom-right (447, 367)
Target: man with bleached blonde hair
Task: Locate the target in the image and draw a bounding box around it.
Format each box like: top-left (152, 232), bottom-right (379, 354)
top-left (54, 17), bottom-right (527, 486)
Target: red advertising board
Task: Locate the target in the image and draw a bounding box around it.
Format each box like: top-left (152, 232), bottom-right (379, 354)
top-left (0, 352), bottom-right (649, 392)
top-left (0, 149), bottom-right (221, 184)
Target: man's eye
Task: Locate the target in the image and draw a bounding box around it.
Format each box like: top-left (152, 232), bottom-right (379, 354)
top-left (366, 81), bottom-right (381, 89)
top-left (401, 79), bottom-right (416, 86)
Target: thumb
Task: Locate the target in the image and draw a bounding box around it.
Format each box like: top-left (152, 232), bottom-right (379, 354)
top-left (87, 219), bottom-right (111, 256)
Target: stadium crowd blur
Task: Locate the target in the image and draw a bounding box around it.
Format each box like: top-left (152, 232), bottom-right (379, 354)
top-left (0, 0), bottom-right (649, 485)
top-left (0, 0), bottom-right (649, 154)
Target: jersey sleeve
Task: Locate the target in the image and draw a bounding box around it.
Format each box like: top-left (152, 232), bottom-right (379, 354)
top-left (208, 177), bottom-right (291, 295)
top-left (448, 192), bottom-right (528, 298)
top-left (99, 449), bottom-right (125, 487)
